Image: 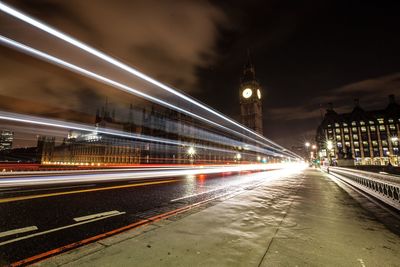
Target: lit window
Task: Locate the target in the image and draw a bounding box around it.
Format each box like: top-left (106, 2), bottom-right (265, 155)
top-left (377, 118), bottom-right (384, 124)
top-left (343, 122), bottom-right (348, 127)
top-left (344, 135), bottom-right (350, 140)
top-left (372, 140), bottom-right (378, 147)
top-left (360, 121), bottom-right (365, 125)
top-left (351, 121), bottom-right (356, 126)
top-left (382, 140), bottom-right (388, 146)
top-left (354, 141), bottom-right (359, 147)
top-left (335, 123), bottom-right (340, 127)
top-left (379, 125), bottom-right (386, 131)
top-left (362, 141), bottom-right (368, 147)
top-left (336, 135), bottom-right (341, 140)
top-left (389, 124), bottom-right (396, 130)
top-left (353, 134), bottom-right (359, 140)
top-left (388, 118), bottom-right (394, 123)
top-left (368, 120), bottom-right (374, 125)
top-left (335, 128), bottom-right (341, 134)
top-left (352, 127), bottom-right (357, 132)
top-left (343, 128), bottom-right (349, 133)
top-left (361, 126), bottom-right (366, 132)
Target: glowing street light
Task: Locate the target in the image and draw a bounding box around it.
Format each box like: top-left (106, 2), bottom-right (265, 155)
top-left (326, 140), bottom-right (334, 166)
top-left (304, 142), bottom-right (312, 162)
top-left (187, 146), bottom-right (196, 156)
top-left (326, 141), bottom-right (333, 151)
top-left (187, 146), bottom-right (196, 165)
top-left (311, 144), bottom-right (317, 150)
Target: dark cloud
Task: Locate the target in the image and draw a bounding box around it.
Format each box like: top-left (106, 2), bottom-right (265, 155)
top-left (315, 73), bottom-right (400, 111)
top-left (269, 72), bottom-right (400, 122)
top-left (0, 0), bottom-right (228, 119)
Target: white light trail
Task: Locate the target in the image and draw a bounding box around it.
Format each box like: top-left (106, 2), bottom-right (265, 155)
top-left (0, 163), bottom-right (303, 188)
top-left (0, 110), bottom-right (262, 157)
top-left (0, 35), bottom-right (297, 158)
top-left (0, 2), bottom-right (299, 159)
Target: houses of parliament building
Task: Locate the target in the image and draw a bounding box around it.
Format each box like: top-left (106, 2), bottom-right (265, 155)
top-left (41, 103), bottom-right (241, 166)
top-left (41, 56), bottom-right (270, 166)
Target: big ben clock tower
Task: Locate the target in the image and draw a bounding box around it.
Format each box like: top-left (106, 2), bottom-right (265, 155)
top-left (239, 56), bottom-right (263, 134)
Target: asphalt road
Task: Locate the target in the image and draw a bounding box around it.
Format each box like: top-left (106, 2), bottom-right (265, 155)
top-left (0, 168), bottom-right (279, 265)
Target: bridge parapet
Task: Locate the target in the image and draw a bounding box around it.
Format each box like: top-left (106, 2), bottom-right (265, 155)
top-left (323, 166), bottom-right (400, 210)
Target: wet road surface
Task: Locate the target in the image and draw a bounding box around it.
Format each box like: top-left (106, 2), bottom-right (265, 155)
top-left (0, 168), bottom-right (280, 264)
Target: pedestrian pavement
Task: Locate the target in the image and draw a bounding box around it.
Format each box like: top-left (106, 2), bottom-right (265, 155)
top-left (34, 168), bottom-right (400, 266)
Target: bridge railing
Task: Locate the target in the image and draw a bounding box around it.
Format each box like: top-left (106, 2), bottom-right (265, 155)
top-left (323, 166), bottom-right (400, 210)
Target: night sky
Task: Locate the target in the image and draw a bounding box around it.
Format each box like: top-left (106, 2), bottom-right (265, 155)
top-left (0, 0), bottom-right (400, 148)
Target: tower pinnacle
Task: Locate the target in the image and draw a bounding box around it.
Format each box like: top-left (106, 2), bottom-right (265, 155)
top-left (242, 50), bottom-right (256, 83)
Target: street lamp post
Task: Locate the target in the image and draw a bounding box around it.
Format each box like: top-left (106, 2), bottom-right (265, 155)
top-left (311, 144), bottom-right (317, 150)
top-left (391, 136), bottom-right (399, 166)
top-left (310, 144), bottom-right (317, 163)
top-left (387, 151), bottom-right (391, 166)
top-left (327, 140), bottom-right (333, 166)
top-left (236, 153), bottom-right (241, 163)
top-left (305, 142), bottom-right (310, 162)
top-left (187, 146), bottom-right (196, 165)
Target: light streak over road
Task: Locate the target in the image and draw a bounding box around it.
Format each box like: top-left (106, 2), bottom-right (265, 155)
top-left (0, 163), bottom-right (301, 189)
top-left (0, 110), bottom-right (282, 158)
top-left (0, 35), bottom-right (297, 159)
top-left (0, 179), bottom-right (178, 203)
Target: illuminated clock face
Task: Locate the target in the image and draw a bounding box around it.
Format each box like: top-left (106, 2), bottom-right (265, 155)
top-left (257, 89), bottom-right (261, 99)
top-left (242, 88), bottom-right (252, 98)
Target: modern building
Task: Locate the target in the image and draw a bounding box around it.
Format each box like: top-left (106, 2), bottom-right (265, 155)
top-left (0, 136), bottom-right (51, 163)
top-left (316, 95), bottom-right (400, 166)
top-left (0, 130), bottom-right (13, 151)
top-left (239, 55), bottom-right (263, 134)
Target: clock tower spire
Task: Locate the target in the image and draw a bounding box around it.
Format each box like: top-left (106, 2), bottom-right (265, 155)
top-left (239, 53), bottom-right (263, 134)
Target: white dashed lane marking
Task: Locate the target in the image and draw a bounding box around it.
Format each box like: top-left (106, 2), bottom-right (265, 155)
top-left (0, 226), bottom-right (38, 238)
top-left (74, 210), bottom-right (125, 222)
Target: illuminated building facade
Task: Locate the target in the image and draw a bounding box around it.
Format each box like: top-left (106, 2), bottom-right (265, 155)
top-left (140, 107), bottom-right (234, 164)
top-left (0, 130), bottom-right (13, 151)
top-left (316, 95), bottom-right (400, 166)
top-left (239, 56), bottom-right (263, 134)
top-left (42, 104), bottom-right (142, 165)
top-left (42, 103), bottom-right (237, 165)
